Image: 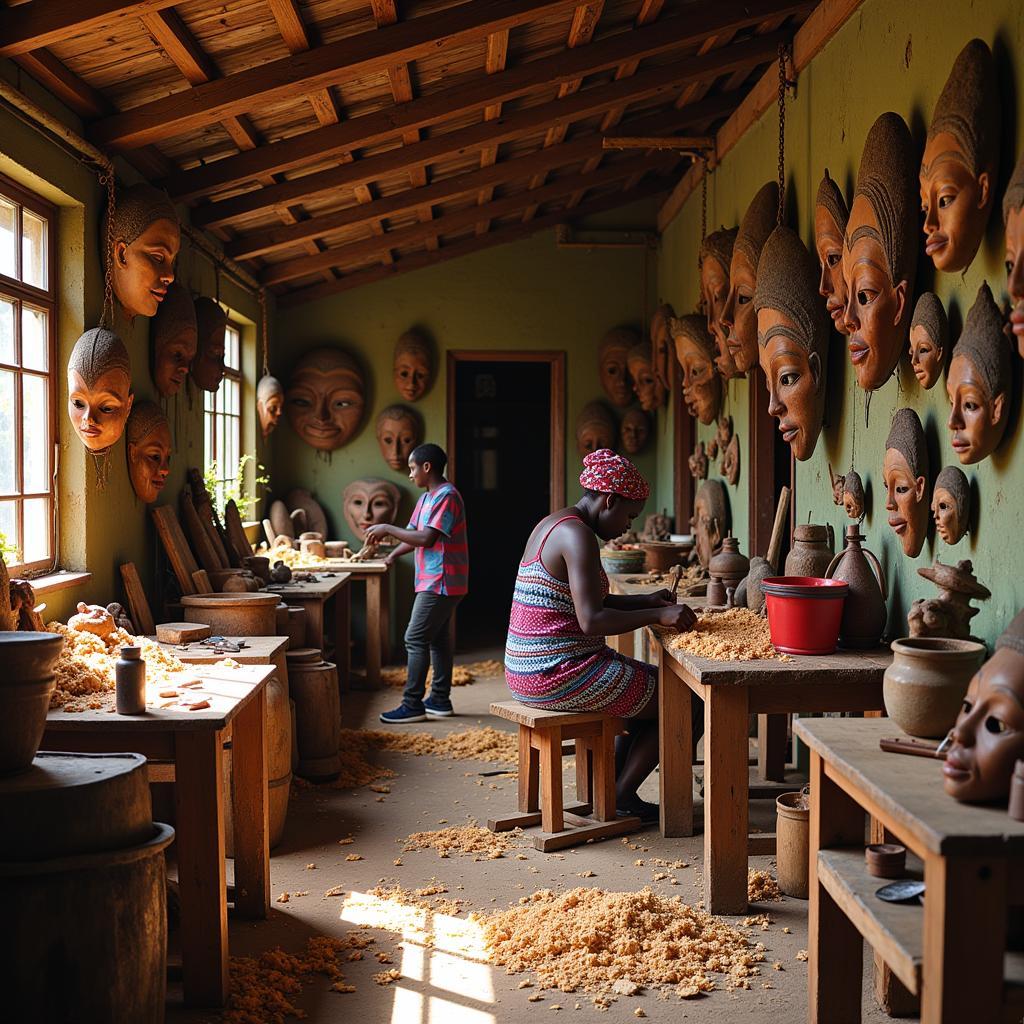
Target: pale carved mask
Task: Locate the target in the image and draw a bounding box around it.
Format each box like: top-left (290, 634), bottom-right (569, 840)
top-left (883, 408), bottom-right (930, 558)
top-left (126, 399), bottom-right (171, 504)
top-left (285, 348), bottom-right (366, 452)
top-left (691, 479), bottom-right (727, 569)
top-left (342, 478), bottom-right (401, 541)
top-left (920, 39), bottom-right (999, 274)
top-left (814, 169), bottom-right (850, 335)
top-left (67, 327), bottom-right (134, 453)
top-left (671, 315), bottom-right (721, 426)
top-left (150, 281), bottom-right (196, 397)
top-left (932, 465), bottom-right (970, 545)
top-left (257, 375), bottom-right (284, 439)
top-left (190, 297), bottom-right (227, 392)
top-left (626, 344), bottom-right (665, 411)
top-left (909, 292), bottom-right (949, 390)
top-left (700, 228), bottom-right (739, 379)
top-left (107, 183), bottom-right (180, 320)
top-left (393, 329), bottom-right (433, 402)
top-left (376, 404), bottom-right (423, 471)
top-left (599, 328), bottom-right (636, 407)
top-left (650, 304), bottom-right (675, 392)
top-left (575, 401), bottom-right (616, 457)
top-left (619, 408), bottom-right (649, 455)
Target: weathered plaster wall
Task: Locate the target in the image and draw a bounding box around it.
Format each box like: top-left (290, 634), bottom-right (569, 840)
top-left (657, 0), bottom-right (1024, 647)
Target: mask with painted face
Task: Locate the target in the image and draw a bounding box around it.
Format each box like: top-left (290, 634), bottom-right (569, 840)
top-left (650, 303), bottom-right (675, 393)
top-left (753, 226), bottom-right (829, 462)
top-left (944, 609), bottom-right (1024, 804)
top-left (599, 328), bottom-right (637, 407)
top-left (575, 401), bottom-right (616, 457)
top-left (670, 314), bottom-right (721, 426)
top-left (883, 408), bottom-right (930, 558)
top-left (107, 184), bottom-right (180, 319)
top-left (190, 297), bottom-right (227, 392)
top-left (909, 292), bottom-right (949, 390)
top-left (393, 329), bottom-right (433, 402)
top-left (946, 282), bottom-right (1010, 465)
top-left (699, 227), bottom-right (740, 379)
top-left (376, 404), bottom-right (423, 471)
top-left (342, 478), bottom-right (402, 541)
top-left (626, 343), bottom-right (665, 411)
top-left (931, 465), bottom-right (970, 545)
top-left (1003, 152), bottom-right (1024, 356)
top-left (257, 374), bottom-right (284, 439)
top-left (920, 39), bottom-right (999, 274)
top-left (619, 408), bottom-right (649, 455)
top-left (842, 113), bottom-right (919, 391)
top-left (125, 400), bottom-right (171, 504)
top-left (722, 182), bottom-right (778, 374)
top-left (814, 169), bottom-right (850, 335)
top-left (67, 327), bottom-right (134, 453)
top-left (285, 348), bottom-right (366, 452)
top-left (150, 281), bottom-right (196, 397)
top-left (691, 479), bottom-right (728, 569)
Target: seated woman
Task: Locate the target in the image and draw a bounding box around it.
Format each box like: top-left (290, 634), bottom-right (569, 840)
top-left (504, 449), bottom-right (698, 822)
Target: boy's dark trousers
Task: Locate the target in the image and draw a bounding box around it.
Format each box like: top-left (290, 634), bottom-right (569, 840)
top-left (402, 591), bottom-right (464, 710)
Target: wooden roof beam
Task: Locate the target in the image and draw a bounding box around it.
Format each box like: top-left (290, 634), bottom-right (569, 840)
top-left (276, 178), bottom-right (670, 307)
top-left (89, 0), bottom-right (583, 149)
top-left (475, 27), bottom-right (511, 235)
top-left (0, 0), bottom-right (180, 57)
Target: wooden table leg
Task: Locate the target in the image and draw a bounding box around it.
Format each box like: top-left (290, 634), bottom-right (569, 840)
top-left (921, 854), bottom-right (1005, 1022)
top-left (870, 817), bottom-right (918, 1016)
top-left (174, 730), bottom-right (228, 1007)
top-left (334, 586), bottom-right (351, 690)
top-left (592, 719), bottom-right (617, 822)
top-left (703, 685), bottom-right (749, 914)
top-left (519, 725), bottom-right (539, 813)
top-left (380, 571), bottom-right (391, 665)
top-left (658, 647), bottom-right (693, 838)
top-left (365, 574), bottom-right (382, 688)
top-left (538, 729), bottom-right (563, 834)
top-left (808, 750), bottom-right (865, 1024)
top-left (757, 713), bottom-right (787, 782)
top-left (231, 687), bottom-right (269, 921)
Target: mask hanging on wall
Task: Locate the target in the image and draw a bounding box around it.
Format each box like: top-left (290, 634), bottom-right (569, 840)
top-left (106, 183), bottom-right (181, 320)
top-left (342, 478), bottom-right (402, 541)
top-left (650, 304), bottom-right (675, 393)
top-left (946, 282), bottom-right (1010, 465)
top-left (376, 404), bottom-right (423, 472)
top-left (125, 400), bottom-right (171, 504)
top-left (393, 329), bottom-right (434, 402)
top-left (1003, 152), bottom-right (1024, 357)
top-left (814, 169), bottom-right (850, 335)
top-left (931, 465), bottom-right (970, 545)
top-left (721, 182), bottom-right (777, 374)
top-left (699, 227), bottom-right (740, 379)
top-left (691, 479), bottom-right (729, 569)
top-left (842, 112), bottom-right (918, 392)
top-left (598, 328), bottom-right (637, 408)
top-left (150, 280), bottom-right (196, 397)
top-left (575, 401), bottom-right (616, 457)
top-left (190, 296), bottom-right (228, 392)
top-left (753, 226), bottom-right (829, 462)
top-left (257, 375), bottom-right (284, 439)
top-left (67, 327), bottom-right (134, 453)
top-left (285, 348), bottom-right (366, 452)
top-left (626, 343), bottom-right (665, 411)
top-left (920, 39), bottom-right (1000, 274)
top-left (883, 408), bottom-right (930, 558)
top-left (670, 314), bottom-right (721, 426)
top-left (909, 292), bottom-right (949, 390)
top-left (619, 408), bottom-right (650, 455)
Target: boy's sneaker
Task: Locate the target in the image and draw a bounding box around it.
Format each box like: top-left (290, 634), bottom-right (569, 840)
top-left (424, 698), bottom-right (454, 718)
top-left (379, 704), bottom-right (426, 724)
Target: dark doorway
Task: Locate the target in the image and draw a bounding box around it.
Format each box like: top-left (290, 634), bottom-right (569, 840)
top-left (448, 353), bottom-right (565, 647)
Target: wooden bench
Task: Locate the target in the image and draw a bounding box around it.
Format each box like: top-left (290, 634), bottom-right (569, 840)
top-left (487, 701), bottom-right (642, 852)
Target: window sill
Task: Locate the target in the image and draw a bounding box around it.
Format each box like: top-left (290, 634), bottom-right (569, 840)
top-left (24, 570), bottom-right (92, 596)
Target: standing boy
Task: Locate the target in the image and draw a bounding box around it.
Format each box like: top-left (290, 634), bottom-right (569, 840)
top-left (367, 443), bottom-right (468, 723)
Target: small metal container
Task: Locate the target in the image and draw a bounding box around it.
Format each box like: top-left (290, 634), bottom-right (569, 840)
top-left (115, 646), bottom-right (146, 716)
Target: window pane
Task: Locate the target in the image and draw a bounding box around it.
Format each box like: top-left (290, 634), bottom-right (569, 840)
top-left (0, 370), bottom-right (15, 494)
top-left (21, 210), bottom-right (47, 290)
top-left (22, 496), bottom-right (48, 563)
top-left (226, 327), bottom-right (240, 371)
top-left (21, 306), bottom-right (47, 371)
top-left (0, 297), bottom-right (14, 363)
top-left (0, 500), bottom-right (17, 561)
top-left (22, 374), bottom-right (47, 493)
top-left (0, 199), bottom-right (15, 279)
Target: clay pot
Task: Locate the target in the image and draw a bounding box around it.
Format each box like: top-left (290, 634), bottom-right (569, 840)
top-left (883, 637), bottom-right (986, 739)
top-left (244, 556), bottom-right (271, 584)
top-left (740, 556), bottom-right (774, 614)
top-left (640, 541), bottom-right (690, 574)
top-left (784, 524), bottom-right (834, 579)
top-left (181, 592), bottom-right (279, 636)
top-left (776, 791), bottom-right (809, 898)
top-left (708, 536), bottom-right (748, 607)
top-left (208, 567), bottom-right (246, 592)
top-left (269, 560), bottom-right (292, 584)
top-left (865, 843), bottom-right (906, 879)
top-left (300, 536), bottom-right (326, 559)
top-left (824, 526), bottom-right (887, 648)
top-left (599, 548), bottom-right (646, 575)
top-left (0, 631), bottom-right (65, 775)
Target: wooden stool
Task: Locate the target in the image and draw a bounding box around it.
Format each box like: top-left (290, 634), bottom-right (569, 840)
top-left (487, 701), bottom-right (642, 851)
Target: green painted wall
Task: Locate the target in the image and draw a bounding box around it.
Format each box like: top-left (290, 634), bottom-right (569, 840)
top-left (0, 60), bottom-right (262, 623)
top-left (657, 0), bottom-right (1024, 647)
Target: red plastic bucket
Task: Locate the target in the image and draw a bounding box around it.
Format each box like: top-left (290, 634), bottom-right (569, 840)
top-left (761, 577), bottom-right (849, 655)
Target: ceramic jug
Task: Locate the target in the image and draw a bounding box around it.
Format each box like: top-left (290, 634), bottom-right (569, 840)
top-left (824, 525), bottom-right (887, 648)
top-left (784, 523), bottom-right (834, 578)
top-left (708, 536), bottom-right (748, 606)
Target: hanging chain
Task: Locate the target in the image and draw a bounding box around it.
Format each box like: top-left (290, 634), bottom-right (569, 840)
top-left (98, 164), bottom-right (116, 329)
top-left (259, 287), bottom-right (269, 376)
top-left (776, 43), bottom-right (790, 227)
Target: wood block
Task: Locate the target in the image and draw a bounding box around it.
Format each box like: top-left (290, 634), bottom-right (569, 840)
top-left (191, 570), bottom-right (214, 595)
top-left (180, 489), bottom-right (223, 574)
top-left (156, 622), bottom-right (213, 644)
top-left (532, 814), bottom-right (642, 852)
top-left (224, 499), bottom-right (254, 565)
top-left (119, 561), bottom-right (155, 636)
top-left (152, 506), bottom-right (200, 596)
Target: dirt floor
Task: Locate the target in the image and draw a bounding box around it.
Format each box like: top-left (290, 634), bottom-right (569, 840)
top-left (167, 652), bottom-right (902, 1024)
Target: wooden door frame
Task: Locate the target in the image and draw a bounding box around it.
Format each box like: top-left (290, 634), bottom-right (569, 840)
top-left (446, 350), bottom-right (566, 512)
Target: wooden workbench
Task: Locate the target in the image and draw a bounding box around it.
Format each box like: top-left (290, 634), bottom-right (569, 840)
top-left (605, 571), bottom-right (704, 660)
top-left (267, 572), bottom-right (351, 684)
top-left (43, 663), bottom-right (274, 1007)
top-left (648, 626), bottom-right (889, 913)
top-left (797, 717), bottom-right (1024, 1023)
top-left (150, 633), bottom-right (288, 673)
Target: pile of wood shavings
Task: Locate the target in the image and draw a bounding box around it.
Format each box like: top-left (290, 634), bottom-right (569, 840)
top-left (369, 881), bottom-right (467, 917)
top-left (362, 726), bottom-right (518, 764)
top-left (380, 658), bottom-right (505, 689)
top-left (483, 887), bottom-right (765, 997)
top-left (747, 870), bottom-right (782, 903)
top-left (662, 608), bottom-right (791, 662)
top-left (402, 824), bottom-right (521, 859)
top-left (224, 933), bottom-right (373, 1023)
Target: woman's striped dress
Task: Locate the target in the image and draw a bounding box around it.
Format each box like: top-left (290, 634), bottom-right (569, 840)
top-left (504, 515), bottom-right (655, 717)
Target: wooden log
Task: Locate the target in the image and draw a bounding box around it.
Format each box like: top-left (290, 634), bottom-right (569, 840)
top-left (223, 500), bottom-right (254, 565)
top-left (191, 570), bottom-right (214, 595)
top-left (119, 562), bottom-right (155, 637)
top-left (186, 471), bottom-right (231, 569)
top-left (180, 490), bottom-right (224, 575)
top-left (151, 506), bottom-right (200, 596)
top-left (155, 622), bottom-right (213, 644)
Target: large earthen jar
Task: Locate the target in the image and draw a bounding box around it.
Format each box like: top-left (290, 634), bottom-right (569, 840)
top-left (824, 526), bottom-right (887, 648)
top-left (784, 524), bottom-right (834, 578)
top-left (0, 631), bottom-right (65, 774)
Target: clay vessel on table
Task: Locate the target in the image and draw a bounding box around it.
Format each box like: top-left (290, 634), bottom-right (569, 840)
top-left (244, 556), bottom-right (271, 584)
top-left (883, 637), bottom-right (986, 738)
top-left (824, 525), bottom-right (887, 648)
top-left (740, 555), bottom-right (774, 615)
top-left (785, 524), bottom-right (834, 579)
top-left (640, 541), bottom-right (690, 574)
top-left (270, 560), bottom-right (292, 584)
top-left (0, 631), bottom-right (66, 774)
top-left (708, 536), bottom-right (749, 606)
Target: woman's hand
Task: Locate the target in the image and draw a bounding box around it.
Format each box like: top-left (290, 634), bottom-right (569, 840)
top-left (657, 603), bottom-right (698, 631)
top-left (648, 589), bottom-right (675, 607)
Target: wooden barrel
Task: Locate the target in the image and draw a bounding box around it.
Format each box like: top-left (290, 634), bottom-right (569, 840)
top-left (181, 592), bottom-right (278, 636)
top-left (0, 752), bottom-right (173, 1023)
top-left (285, 605), bottom-right (306, 649)
top-left (287, 648), bottom-right (341, 782)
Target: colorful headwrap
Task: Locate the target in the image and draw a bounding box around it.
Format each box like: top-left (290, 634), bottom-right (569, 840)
top-left (579, 449), bottom-right (650, 502)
